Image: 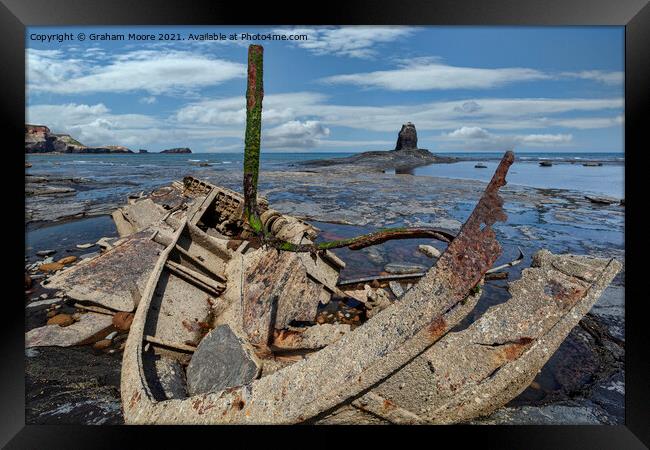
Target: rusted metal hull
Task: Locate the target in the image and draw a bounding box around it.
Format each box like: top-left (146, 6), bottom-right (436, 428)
top-left (120, 154), bottom-right (621, 424)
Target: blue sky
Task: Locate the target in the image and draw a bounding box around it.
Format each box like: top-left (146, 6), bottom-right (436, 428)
top-left (26, 26), bottom-right (624, 153)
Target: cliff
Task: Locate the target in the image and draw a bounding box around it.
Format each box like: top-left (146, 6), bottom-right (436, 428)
top-left (25, 124), bottom-right (133, 154)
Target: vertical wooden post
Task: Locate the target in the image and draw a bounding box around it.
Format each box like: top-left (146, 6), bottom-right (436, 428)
top-left (243, 44), bottom-right (264, 233)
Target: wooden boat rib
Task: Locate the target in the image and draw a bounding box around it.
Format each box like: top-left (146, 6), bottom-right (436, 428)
top-left (121, 153), bottom-right (620, 424)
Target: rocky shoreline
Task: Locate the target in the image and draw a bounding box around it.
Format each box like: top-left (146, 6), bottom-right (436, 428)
top-left (24, 159), bottom-right (624, 425)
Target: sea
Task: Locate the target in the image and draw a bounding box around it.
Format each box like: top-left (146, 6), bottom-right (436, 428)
top-left (26, 151), bottom-right (625, 199)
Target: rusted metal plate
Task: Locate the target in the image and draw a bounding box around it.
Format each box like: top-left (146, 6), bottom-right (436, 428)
top-left (242, 249), bottom-right (325, 352)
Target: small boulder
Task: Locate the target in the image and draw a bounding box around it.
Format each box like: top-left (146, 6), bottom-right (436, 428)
top-left (112, 312), bottom-right (134, 331)
top-left (47, 313), bottom-right (74, 327)
top-left (57, 256), bottom-right (78, 265)
top-left (418, 244), bottom-right (442, 259)
top-left (186, 325), bottom-right (260, 396)
top-left (76, 243), bottom-right (94, 249)
top-left (36, 250), bottom-right (56, 257)
top-left (39, 262), bottom-right (64, 273)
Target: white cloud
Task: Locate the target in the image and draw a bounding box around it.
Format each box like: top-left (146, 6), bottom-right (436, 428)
top-left (263, 120), bottom-right (330, 148)
top-left (446, 126), bottom-right (491, 139)
top-left (27, 49), bottom-right (246, 95)
top-left (273, 26), bottom-right (415, 58)
top-left (321, 59), bottom-right (550, 90)
top-left (27, 92), bottom-right (622, 152)
top-left (562, 70), bottom-right (624, 85)
top-left (557, 115), bottom-right (624, 129)
top-left (174, 93), bottom-right (623, 141)
top-left (442, 126), bottom-right (572, 150)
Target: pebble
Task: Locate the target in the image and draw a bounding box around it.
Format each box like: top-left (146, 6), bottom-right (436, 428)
top-left (418, 244), bottom-right (442, 259)
top-left (36, 250), bottom-right (56, 257)
top-left (39, 293), bottom-right (48, 300)
top-left (93, 339), bottom-right (112, 350)
top-left (105, 331), bottom-right (118, 341)
top-left (76, 243), bottom-right (94, 249)
top-left (47, 313), bottom-right (74, 327)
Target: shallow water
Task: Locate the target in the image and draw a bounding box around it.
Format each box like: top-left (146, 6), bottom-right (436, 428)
top-left (408, 161), bottom-right (624, 198)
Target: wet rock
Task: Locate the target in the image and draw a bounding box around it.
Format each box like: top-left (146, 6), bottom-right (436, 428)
top-left (58, 256), bottom-right (78, 265)
top-left (76, 243), bottom-right (94, 249)
top-left (47, 314), bottom-right (74, 327)
top-left (96, 237), bottom-right (117, 251)
top-left (26, 297), bottom-right (62, 309)
top-left (389, 281), bottom-right (404, 298)
top-left (186, 325), bottom-right (260, 396)
top-left (37, 250), bottom-right (56, 257)
top-left (80, 251), bottom-right (100, 260)
top-left (417, 245), bottom-right (441, 259)
top-left (365, 247), bottom-right (385, 265)
top-left (473, 403), bottom-right (616, 425)
top-left (93, 339), bottom-right (112, 350)
top-left (26, 312), bottom-right (113, 347)
top-left (112, 312), bottom-right (134, 331)
top-left (384, 263), bottom-right (427, 275)
top-left (39, 262), bottom-right (64, 273)
top-left (585, 195), bottom-right (617, 205)
top-left (25, 274), bottom-right (33, 289)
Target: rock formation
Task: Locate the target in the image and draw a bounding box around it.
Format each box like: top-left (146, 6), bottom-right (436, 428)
top-left (395, 122), bottom-right (418, 150)
top-left (302, 122), bottom-right (458, 170)
top-left (25, 124), bottom-right (133, 154)
top-left (160, 148), bottom-right (192, 154)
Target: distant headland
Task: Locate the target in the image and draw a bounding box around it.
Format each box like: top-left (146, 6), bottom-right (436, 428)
top-left (25, 125), bottom-right (192, 154)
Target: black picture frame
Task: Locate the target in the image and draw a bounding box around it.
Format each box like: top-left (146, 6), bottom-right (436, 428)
top-left (4, 0), bottom-right (648, 447)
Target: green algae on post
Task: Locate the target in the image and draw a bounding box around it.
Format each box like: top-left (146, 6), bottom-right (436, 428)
top-left (243, 44), bottom-right (264, 233)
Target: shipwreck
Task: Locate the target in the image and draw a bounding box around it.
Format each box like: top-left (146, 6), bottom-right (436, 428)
top-left (35, 45), bottom-right (621, 425)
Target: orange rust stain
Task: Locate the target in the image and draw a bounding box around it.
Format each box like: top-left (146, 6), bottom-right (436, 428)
top-left (501, 337), bottom-right (534, 361)
top-left (129, 391), bottom-right (141, 409)
top-left (382, 398), bottom-right (397, 411)
top-left (192, 397), bottom-right (217, 415)
top-left (428, 316), bottom-right (447, 341)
